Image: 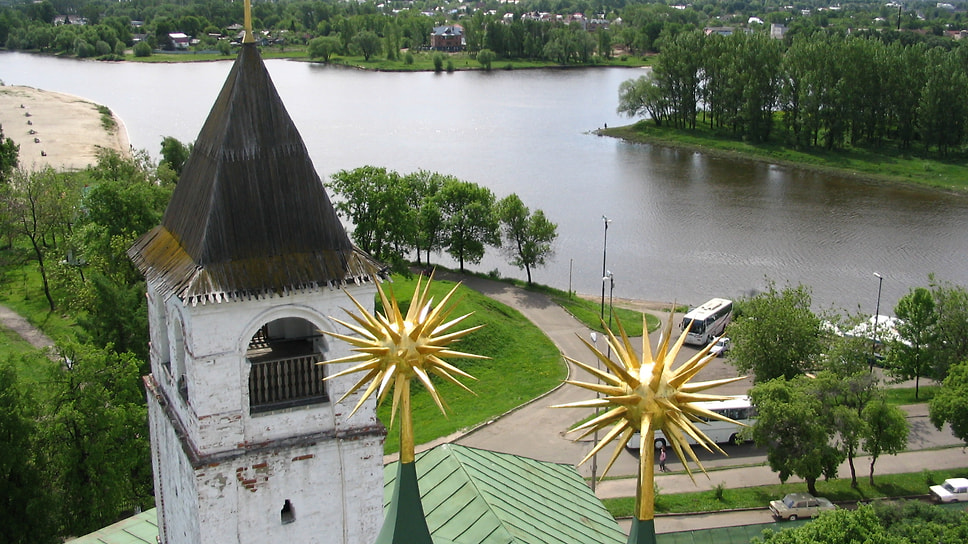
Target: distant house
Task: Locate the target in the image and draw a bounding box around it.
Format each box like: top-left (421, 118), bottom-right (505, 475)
top-left (431, 25), bottom-right (464, 52)
top-left (704, 26), bottom-right (734, 36)
top-left (770, 23), bottom-right (788, 40)
top-left (168, 32), bottom-right (191, 50)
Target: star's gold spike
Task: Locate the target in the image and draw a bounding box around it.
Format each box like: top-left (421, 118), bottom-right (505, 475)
top-left (319, 273), bottom-right (487, 463)
top-left (555, 309), bottom-right (746, 521)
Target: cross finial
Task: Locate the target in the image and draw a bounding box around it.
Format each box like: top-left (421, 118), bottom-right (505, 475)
top-left (243, 0), bottom-right (254, 43)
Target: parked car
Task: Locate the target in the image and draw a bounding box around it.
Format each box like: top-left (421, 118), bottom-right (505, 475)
top-left (769, 492), bottom-right (836, 521)
top-left (930, 478), bottom-right (968, 503)
top-left (710, 337), bottom-right (731, 357)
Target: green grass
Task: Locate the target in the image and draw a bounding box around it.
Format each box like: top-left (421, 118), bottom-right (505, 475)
top-left (603, 121), bottom-right (968, 193)
top-left (882, 385), bottom-right (939, 405)
top-left (96, 104), bottom-right (117, 132)
top-left (603, 466), bottom-right (967, 518)
top-left (0, 264), bottom-right (78, 348)
top-left (375, 275), bottom-right (566, 455)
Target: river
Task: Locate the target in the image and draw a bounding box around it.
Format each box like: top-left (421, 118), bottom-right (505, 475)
top-left (2, 51), bottom-right (966, 313)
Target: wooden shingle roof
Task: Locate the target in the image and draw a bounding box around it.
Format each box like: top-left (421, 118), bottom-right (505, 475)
top-left (129, 43), bottom-right (382, 304)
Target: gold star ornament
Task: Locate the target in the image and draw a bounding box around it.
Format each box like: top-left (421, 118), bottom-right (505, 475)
top-left (319, 274), bottom-right (486, 462)
top-left (555, 310), bottom-right (746, 521)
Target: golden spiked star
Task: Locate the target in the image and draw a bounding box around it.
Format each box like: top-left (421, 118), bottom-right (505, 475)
top-left (319, 274), bottom-right (486, 462)
top-left (555, 310), bottom-right (746, 522)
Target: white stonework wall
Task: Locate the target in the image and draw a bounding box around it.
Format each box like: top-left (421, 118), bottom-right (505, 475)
top-left (146, 281), bottom-right (384, 544)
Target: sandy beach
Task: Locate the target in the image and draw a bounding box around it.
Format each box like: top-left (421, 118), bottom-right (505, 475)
top-left (0, 85), bottom-right (130, 172)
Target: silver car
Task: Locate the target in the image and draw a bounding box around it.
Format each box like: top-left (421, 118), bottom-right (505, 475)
top-left (769, 492), bottom-right (836, 521)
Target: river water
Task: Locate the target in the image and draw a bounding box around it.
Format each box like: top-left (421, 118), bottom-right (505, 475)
top-left (2, 51), bottom-right (966, 313)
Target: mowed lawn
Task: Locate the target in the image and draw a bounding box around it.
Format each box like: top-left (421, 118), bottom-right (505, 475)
top-left (367, 275), bottom-right (566, 455)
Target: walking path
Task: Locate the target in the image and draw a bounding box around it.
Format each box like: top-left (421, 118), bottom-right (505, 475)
top-left (0, 303), bottom-right (54, 351)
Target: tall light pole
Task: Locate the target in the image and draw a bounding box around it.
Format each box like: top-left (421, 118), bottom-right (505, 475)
top-left (600, 215), bottom-right (611, 321)
top-left (871, 272), bottom-right (884, 371)
top-left (591, 216), bottom-right (610, 492)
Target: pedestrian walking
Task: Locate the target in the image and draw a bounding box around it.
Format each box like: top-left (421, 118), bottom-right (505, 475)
top-left (659, 446), bottom-right (668, 472)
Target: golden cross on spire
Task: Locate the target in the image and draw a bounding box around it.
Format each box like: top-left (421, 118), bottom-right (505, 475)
top-left (243, 0), bottom-right (254, 44)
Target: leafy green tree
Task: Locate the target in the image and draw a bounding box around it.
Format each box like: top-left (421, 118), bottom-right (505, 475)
top-left (754, 504), bottom-right (904, 544)
top-left (4, 167), bottom-right (82, 311)
top-left (0, 360), bottom-right (57, 544)
top-left (476, 48), bottom-right (495, 70)
top-left (326, 166), bottom-right (413, 268)
top-left (750, 377), bottom-right (845, 496)
top-left (352, 30), bottom-right (381, 61)
top-left (434, 179), bottom-right (500, 272)
top-left (403, 170), bottom-right (447, 266)
top-left (41, 342), bottom-right (150, 537)
top-left (861, 400), bottom-right (908, 486)
top-left (0, 124), bottom-right (19, 184)
top-left (216, 38), bottom-right (231, 56)
top-left (432, 52), bottom-right (444, 72)
top-left (159, 136), bottom-right (192, 178)
top-left (133, 40), bottom-right (151, 57)
top-left (885, 287), bottom-right (937, 399)
top-left (617, 73), bottom-right (670, 126)
top-left (930, 360), bottom-right (968, 447)
top-left (928, 276), bottom-right (968, 381)
top-left (495, 193), bottom-right (557, 285)
top-left (728, 282), bottom-right (823, 382)
top-left (307, 35), bottom-right (341, 61)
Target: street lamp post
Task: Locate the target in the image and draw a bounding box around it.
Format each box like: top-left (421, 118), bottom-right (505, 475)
top-left (600, 216), bottom-right (611, 321)
top-left (871, 272), bottom-right (884, 371)
top-left (592, 215), bottom-right (610, 492)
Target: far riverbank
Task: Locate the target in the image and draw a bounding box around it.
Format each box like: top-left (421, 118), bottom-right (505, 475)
top-left (600, 121), bottom-right (968, 194)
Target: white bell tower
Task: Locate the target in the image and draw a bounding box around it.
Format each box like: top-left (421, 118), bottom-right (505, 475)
top-left (129, 36), bottom-right (385, 544)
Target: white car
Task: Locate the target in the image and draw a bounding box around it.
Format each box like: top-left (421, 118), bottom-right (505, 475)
top-left (709, 337), bottom-right (731, 357)
top-left (930, 478), bottom-right (968, 503)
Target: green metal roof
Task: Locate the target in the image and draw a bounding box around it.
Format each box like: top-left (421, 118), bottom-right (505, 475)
top-left (384, 444), bottom-right (626, 544)
top-left (66, 508), bottom-right (158, 544)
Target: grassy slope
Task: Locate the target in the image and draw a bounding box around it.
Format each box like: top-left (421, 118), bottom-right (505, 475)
top-left (603, 121), bottom-right (968, 193)
top-left (372, 275), bottom-right (566, 455)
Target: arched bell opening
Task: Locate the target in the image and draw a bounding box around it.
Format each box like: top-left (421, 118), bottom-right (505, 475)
top-left (246, 317), bottom-right (328, 413)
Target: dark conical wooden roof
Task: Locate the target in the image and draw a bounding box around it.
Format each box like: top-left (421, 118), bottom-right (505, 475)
top-left (129, 44), bottom-right (383, 304)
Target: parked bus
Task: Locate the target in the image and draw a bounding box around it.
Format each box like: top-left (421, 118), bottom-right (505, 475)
top-left (628, 395), bottom-right (756, 450)
top-left (680, 298), bottom-right (733, 346)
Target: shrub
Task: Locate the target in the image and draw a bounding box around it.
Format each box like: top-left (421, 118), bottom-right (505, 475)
top-left (133, 41), bottom-right (151, 57)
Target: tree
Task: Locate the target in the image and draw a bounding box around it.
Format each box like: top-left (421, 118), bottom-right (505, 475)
top-left (861, 400), bottom-right (908, 486)
top-left (307, 35), bottom-right (341, 61)
top-left (885, 287), bottom-right (937, 399)
top-left (617, 73), bottom-right (670, 126)
top-left (133, 40), bottom-right (151, 57)
top-left (326, 166), bottom-right (413, 268)
top-left (4, 167), bottom-right (81, 311)
top-left (403, 170), bottom-right (447, 266)
top-left (40, 342), bottom-right (151, 537)
top-left (928, 276), bottom-right (968, 381)
top-left (495, 194), bottom-right (557, 285)
top-left (754, 504), bottom-right (905, 544)
top-left (352, 30), bottom-right (381, 61)
top-left (158, 136), bottom-right (192, 178)
top-left (750, 377), bottom-right (844, 496)
top-left (0, 360), bottom-right (57, 544)
top-left (434, 179), bottom-right (499, 272)
top-left (728, 282), bottom-right (823, 382)
top-left (476, 48), bottom-right (495, 70)
top-left (929, 360), bottom-right (968, 447)
top-left (0, 124), bottom-right (18, 184)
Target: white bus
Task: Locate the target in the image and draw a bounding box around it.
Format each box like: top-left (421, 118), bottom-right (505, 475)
top-left (627, 395), bottom-right (756, 451)
top-left (680, 298), bottom-right (733, 346)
